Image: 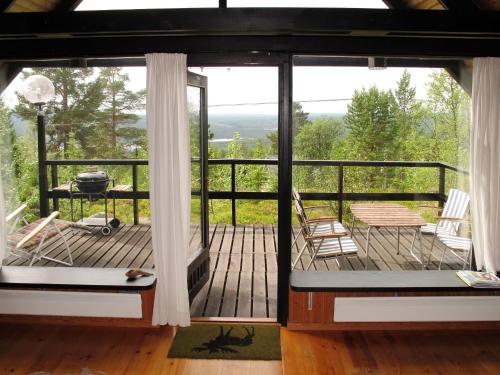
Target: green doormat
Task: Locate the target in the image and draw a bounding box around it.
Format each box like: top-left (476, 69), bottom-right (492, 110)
top-left (168, 324), bottom-right (281, 360)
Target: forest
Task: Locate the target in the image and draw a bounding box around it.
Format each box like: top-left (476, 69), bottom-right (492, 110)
top-left (0, 67), bottom-right (470, 225)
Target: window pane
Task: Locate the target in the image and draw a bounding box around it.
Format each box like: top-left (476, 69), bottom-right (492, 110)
top-left (228, 0), bottom-right (387, 8)
top-left (77, 0), bottom-right (218, 10)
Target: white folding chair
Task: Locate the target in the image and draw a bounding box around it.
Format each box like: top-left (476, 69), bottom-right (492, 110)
top-left (292, 200), bottom-right (358, 271)
top-left (412, 189), bottom-right (470, 261)
top-left (6, 205), bottom-right (88, 267)
top-left (432, 218), bottom-right (473, 270)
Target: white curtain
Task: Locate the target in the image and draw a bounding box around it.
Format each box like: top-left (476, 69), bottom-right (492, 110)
top-left (145, 53), bottom-right (191, 326)
top-left (0, 165), bottom-right (5, 266)
top-left (471, 57), bottom-right (500, 273)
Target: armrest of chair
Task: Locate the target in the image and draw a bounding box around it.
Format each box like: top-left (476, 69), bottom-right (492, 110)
top-left (304, 205), bottom-right (332, 211)
top-left (6, 204), bottom-right (28, 224)
top-left (436, 216), bottom-right (470, 223)
top-left (418, 205), bottom-right (442, 212)
top-left (16, 211), bottom-right (60, 250)
top-left (305, 216), bottom-right (337, 223)
top-left (305, 232), bottom-right (348, 240)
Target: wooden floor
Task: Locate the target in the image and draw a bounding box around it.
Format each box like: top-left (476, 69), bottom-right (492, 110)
top-left (192, 223), bottom-right (466, 319)
top-left (1, 323), bottom-right (500, 374)
top-left (190, 225), bottom-right (278, 320)
top-left (3, 223), bottom-right (467, 320)
top-left (3, 224), bottom-right (155, 269)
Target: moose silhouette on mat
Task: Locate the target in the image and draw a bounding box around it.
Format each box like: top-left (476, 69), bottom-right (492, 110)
top-left (192, 326), bottom-right (255, 353)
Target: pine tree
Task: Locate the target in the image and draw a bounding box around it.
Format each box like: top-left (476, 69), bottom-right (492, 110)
top-left (293, 117), bottom-right (342, 191)
top-left (248, 139), bottom-right (269, 191)
top-left (0, 99), bottom-right (18, 212)
top-left (98, 68), bottom-right (146, 154)
top-left (343, 86), bottom-right (399, 189)
top-left (15, 68), bottom-right (105, 158)
top-left (425, 70), bottom-right (470, 168)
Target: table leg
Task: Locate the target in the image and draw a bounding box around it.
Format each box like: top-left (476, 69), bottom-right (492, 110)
top-left (418, 228), bottom-right (425, 270)
top-left (397, 227), bottom-right (400, 255)
top-left (350, 214), bottom-right (356, 238)
top-left (365, 226), bottom-right (372, 270)
top-left (410, 229), bottom-right (417, 255)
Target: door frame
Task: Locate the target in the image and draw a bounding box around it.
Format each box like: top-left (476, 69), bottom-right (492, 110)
top-left (188, 55), bottom-right (292, 325)
top-left (187, 71), bottom-right (210, 301)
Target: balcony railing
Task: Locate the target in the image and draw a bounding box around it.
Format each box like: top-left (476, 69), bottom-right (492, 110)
top-left (45, 159), bottom-right (468, 226)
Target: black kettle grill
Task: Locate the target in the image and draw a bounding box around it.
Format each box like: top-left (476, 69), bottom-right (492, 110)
top-left (74, 171), bottom-right (110, 194)
top-left (69, 170), bottom-right (120, 235)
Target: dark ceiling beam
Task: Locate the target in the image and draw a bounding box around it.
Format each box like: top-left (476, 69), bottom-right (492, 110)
top-left (54, 0), bottom-right (84, 12)
top-left (446, 61), bottom-right (473, 94)
top-left (0, 35), bottom-right (498, 61)
top-left (1, 8), bottom-right (500, 40)
top-left (293, 56), bottom-right (462, 67)
top-left (0, 62), bottom-right (20, 93)
top-left (0, 0), bottom-right (15, 12)
top-left (439, 0), bottom-right (478, 12)
top-left (11, 56), bottom-right (463, 69)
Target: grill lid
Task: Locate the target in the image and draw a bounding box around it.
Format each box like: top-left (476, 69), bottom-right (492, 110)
top-left (75, 171), bottom-right (108, 182)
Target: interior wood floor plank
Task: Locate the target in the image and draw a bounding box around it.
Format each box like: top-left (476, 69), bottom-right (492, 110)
top-left (4, 324), bottom-right (500, 375)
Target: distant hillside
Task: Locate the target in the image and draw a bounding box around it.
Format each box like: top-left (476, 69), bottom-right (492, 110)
top-left (207, 112), bottom-right (345, 149)
top-left (118, 112), bottom-right (346, 149)
top-left (11, 114), bottom-right (30, 137)
top-left (10, 112), bottom-right (347, 149)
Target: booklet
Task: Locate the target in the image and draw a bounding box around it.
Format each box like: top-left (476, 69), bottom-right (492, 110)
top-left (456, 270), bottom-right (500, 288)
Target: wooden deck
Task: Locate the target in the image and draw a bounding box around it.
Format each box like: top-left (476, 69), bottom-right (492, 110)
top-left (3, 223), bottom-right (467, 319)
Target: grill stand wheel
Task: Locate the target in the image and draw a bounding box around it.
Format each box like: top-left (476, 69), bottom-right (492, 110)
top-left (101, 226), bottom-right (112, 236)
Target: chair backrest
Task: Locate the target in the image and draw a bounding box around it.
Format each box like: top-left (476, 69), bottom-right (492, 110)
top-left (294, 199), bottom-right (310, 236)
top-left (5, 204), bottom-right (28, 234)
top-left (292, 187), bottom-right (309, 220)
top-left (292, 186), bottom-right (302, 206)
top-left (293, 199), bottom-right (315, 255)
top-left (440, 189), bottom-right (470, 235)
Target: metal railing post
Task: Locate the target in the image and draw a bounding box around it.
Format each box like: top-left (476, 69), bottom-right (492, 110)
top-left (51, 164), bottom-right (59, 211)
top-left (439, 165), bottom-right (446, 208)
top-left (338, 164), bottom-right (344, 223)
top-left (132, 164), bottom-right (139, 225)
top-left (37, 112), bottom-right (49, 217)
top-left (231, 161), bottom-right (236, 226)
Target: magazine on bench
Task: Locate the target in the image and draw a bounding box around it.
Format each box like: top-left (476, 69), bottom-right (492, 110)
top-left (456, 270), bottom-right (500, 288)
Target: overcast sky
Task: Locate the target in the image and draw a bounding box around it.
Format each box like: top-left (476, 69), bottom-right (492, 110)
top-left (1, 66), bottom-right (438, 114)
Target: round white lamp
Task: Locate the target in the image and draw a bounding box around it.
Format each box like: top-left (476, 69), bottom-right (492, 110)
top-left (21, 74), bottom-right (55, 108)
top-left (21, 74), bottom-right (55, 217)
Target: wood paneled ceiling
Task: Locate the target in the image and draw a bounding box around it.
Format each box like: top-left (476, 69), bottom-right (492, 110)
top-left (4, 0), bottom-right (60, 12)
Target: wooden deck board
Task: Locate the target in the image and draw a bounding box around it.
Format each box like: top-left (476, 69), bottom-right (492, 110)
top-left (3, 222), bottom-right (470, 319)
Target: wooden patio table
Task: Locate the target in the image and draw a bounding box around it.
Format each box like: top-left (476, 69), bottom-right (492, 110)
top-left (349, 203), bottom-right (426, 270)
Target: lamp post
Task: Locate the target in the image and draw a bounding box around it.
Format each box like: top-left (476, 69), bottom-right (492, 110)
top-left (21, 75), bottom-right (55, 218)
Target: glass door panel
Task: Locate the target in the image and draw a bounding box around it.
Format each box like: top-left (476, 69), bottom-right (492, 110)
top-left (187, 71), bottom-right (209, 301)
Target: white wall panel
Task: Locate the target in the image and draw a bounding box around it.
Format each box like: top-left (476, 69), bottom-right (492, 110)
top-left (0, 290), bottom-right (142, 318)
top-left (334, 296), bottom-right (500, 322)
